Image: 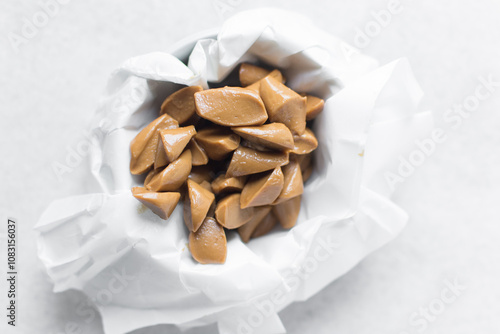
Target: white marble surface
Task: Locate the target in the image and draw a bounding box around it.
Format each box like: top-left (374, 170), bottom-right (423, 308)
top-left (1, 0), bottom-right (499, 333)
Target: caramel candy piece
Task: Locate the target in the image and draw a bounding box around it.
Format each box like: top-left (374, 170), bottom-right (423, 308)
top-left (199, 180), bottom-right (212, 192)
top-left (291, 128), bottom-right (318, 155)
top-left (211, 175), bottom-right (246, 195)
top-left (195, 127), bottom-right (240, 160)
top-left (259, 76), bottom-right (306, 135)
top-left (304, 95), bottom-right (324, 121)
top-left (187, 139), bottom-right (209, 166)
top-left (215, 193), bottom-right (254, 229)
top-left (184, 179), bottom-right (215, 232)
top-left (144, 168), bottom-right (160, 187)
top-left (132, 187), bottom-right (180, 220)
top-left (188, 165), bottom-right (214, 184)
top-left (251, 213), bottom-right (278, 238)
top-left (238, 206), bottom-right (272, 243)
top-left (146, 150), bottom-right (192, 191)
top-left (292, 153), bottom-right (312, 171)
top-left (273, 196), bottom-right (301, 229)
top-left (160, 86), bottom-right (203, 124)
top-left (194, 87), bottom-right (268, 126)
top-left (302, 165), bottom-right (313, 182)
top-left (226, 146), bottom-right (289, 177)
top-left (232, 123), bottom-right (294, 151)
top-left (130, 114), bottom-right (179, 175)
top-left (240, 167), bottom-right (284, 208)
top-left (189, 217), bottom-right (227, 264)
top-left (274, 159), bottom-right (303, 204)
top-left (245, 70), bottom-right (284, 92)
top-left (156, 126), bottom-right (196, 166)
top-left (239, 63), bottom-right (271, 86)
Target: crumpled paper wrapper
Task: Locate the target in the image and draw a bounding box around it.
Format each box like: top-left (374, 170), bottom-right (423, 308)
top-left (36, 8), bottom-right (433, 334)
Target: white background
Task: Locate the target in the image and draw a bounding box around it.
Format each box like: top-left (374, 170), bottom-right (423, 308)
top-left (1, 0), bottom-right (500, 333)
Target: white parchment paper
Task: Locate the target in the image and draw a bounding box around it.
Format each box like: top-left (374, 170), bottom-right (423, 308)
top-left (35, 9), bottom-right (433, 334)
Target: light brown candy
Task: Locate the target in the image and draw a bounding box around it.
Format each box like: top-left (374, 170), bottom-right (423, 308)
top-left (237, 206), bottom-right (272, 243)
top-left (184, 179), bottom-right (215, 232)
top-left (188, 165), bottom-right (214, 184)
top-left (215, 193), bottom-right (254, 229)
top-left (132, 187), bottom-right (180, 220)
top-left (304, 95), bottom-right (324, 121)
top-left (259, 76), bottom-right (306, 135)
top-left (274, 159), bottom-right (303, 204)
top-left (144, 168), bottom-right (160, 187)
top-left (211, 175), bottom-right (246, 195)
top-left (187, 139), bottom-right (209, 166)
top-left (146, 150), bottom-right (192, 192)
top-left (245, 70), bottom-right (284, 92)
top-left (239, 63), bottom-right (271, 86)
top-left (251, 212), bottom-right (278, 238)
top-left (292, 153), bottom-right (312, 171)
top-left (226, 146), bottom-right (289, 177)
top-left (155, 126), bottom-right (196, 169)
top-left (291, 128), bottom-right (318, 155)
top-left (160, 86), bottom-right (203, 124)
top-left (273, 196), bottom-right (301, 229)
top-left (194, 87), bottom-right (268, 126)
top-left (189, 217), bottom-right (227, 264)
top-left (195, 127), bottom-right (240, 160)
top-left (231, 123), bottom-right (294, 151)
top-left (240, 167), bottom-right (284, 208)
top-left (130, 114), bottom-right (179, 175)
top-left (302, 165), bottom-right (313, 182)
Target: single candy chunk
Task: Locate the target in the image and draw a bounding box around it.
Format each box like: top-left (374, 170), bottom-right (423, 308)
top-left (251, 212), bottom-right (278, 238)
top-left (188, 165), bottom-right (214, 184)
top-left (304, 95), bottom-right (324, 121)
top-left (195, 127), bottom-right (240, 160)
top-left (291, 128), bottom-right (318, 155)
top-left (274, 159), bottom-right (303, 204)
top-left (259, 76), bottom-right (306, 135)
top-left (211, 175), bottom-right (247, 194)
top-left (184, 179), bottom-right (215, 232)
top-left (239, 63), bottom-right (271, 86)
top-left (189, 217), bottom-right (227, 264)
top-left (226, 146), bottom-right (289, 177)
top-left (160, 86), bottom-right (203, 124)
top-left (273, 196), bottom-right (301, 229)
top-left (146, 150), bottom-right (192, 191)
top-left (186, 139), bottom-right (209, 166)
top-left (240, 167), bottom-right (284, 208)
top-left (194, 87), bottom-right (268, 126)
top-left (132, 187), bottom-right (180, 220)
top-left (130, 114), bottom-right (179, 175)
top-left (215, 193), bottom-right (254, 229)
top-left (238, 206), bottom-right (272, 243)
top-left (157, 126), bottom-right (196, 165)
top-left (232, 123), bottom-right (294, 151)
top-left (245, 70), bottom-right (284, 92)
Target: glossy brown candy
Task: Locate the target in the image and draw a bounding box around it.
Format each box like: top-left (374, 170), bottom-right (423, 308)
top-left (237, 206), bottom-right (272, 243)
top-left (215, 193), bottom-right (254, 229)
top-left (188, 165), bottom-right (214, 184)
top-left (187, 139), bottom-right (209, 166)
top-left (259, 76), bottom-right (306, 135)
top-left (251, 213), bottom-right (278, 238)
top-left (184, 179), bottom-right (215, 232)
top-left (195, 127), bottom-right (240, 160)
top-left (189, 217), bottom-right (227, 264)
top-left (291, 128), bottom-right (318, 155)
top-left (132, 187), bottom-right (180, 220)
top-left (239, 63), bottom-right (271, 86)
top-left (245, 70), bottom-right (284, 92)
top-left (146, 150), bottom-right (192, 192)
top-left (160, 86), bottom-right (203, 124)
top-left (130, 113), bottom-right (179, 175)
top-left (226, 146), bottom-right (289, 177)
top-left (155, 126), bottom-right (196, 169)
top-left (304, 95), bottom-right (324, 121)
top-left (240, 167), bottom-right (284, 208)
top-left (194, 87), bottom-right (268, 126)
top-left (274, 159), bottom-right (303, 204)
top-left (273, 196), bottom-right (301, 229)
top-left (211, 175), bottom-right (246, 194)
top-left (231, 123), bottom-right (294, 151)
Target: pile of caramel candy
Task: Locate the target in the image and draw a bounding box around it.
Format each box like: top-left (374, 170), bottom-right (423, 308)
top-left (130, 63), bottom-right (324, 264)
